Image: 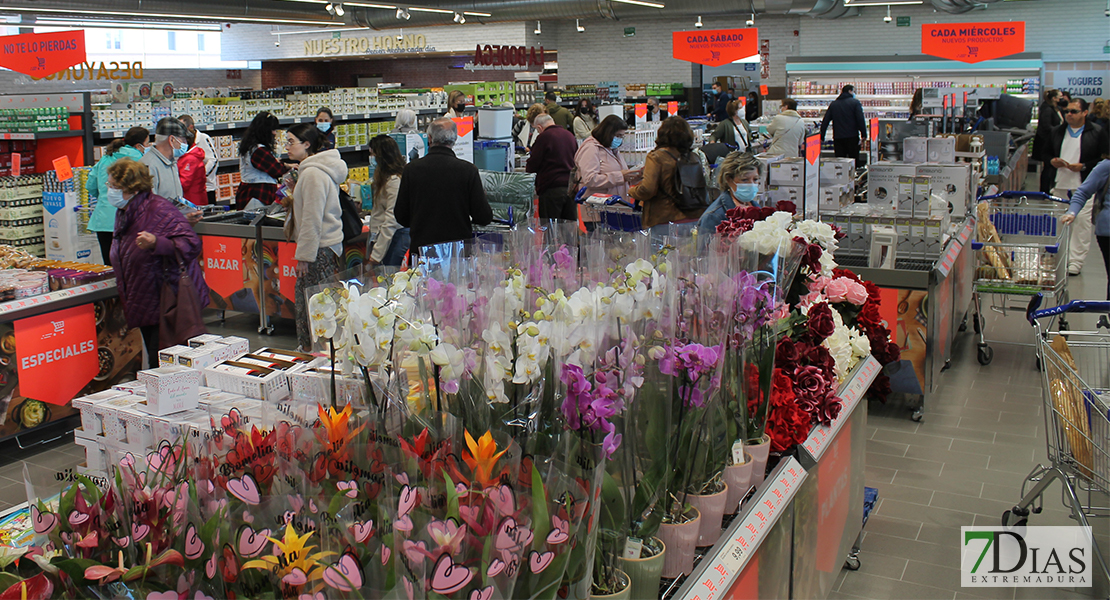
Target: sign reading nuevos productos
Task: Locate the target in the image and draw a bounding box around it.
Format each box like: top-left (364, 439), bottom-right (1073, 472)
top-left (0, 30), bottom-right (86, 77)
top-left (921, 21), bottom-right (1025, 63)
top-left (672, 28), bottom-right (758, 68)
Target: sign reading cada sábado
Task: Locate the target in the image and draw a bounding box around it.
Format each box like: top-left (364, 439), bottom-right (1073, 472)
top-left (672, 28), bottom-right (758, 68)
top-left (921, 21), bottom-right (1025, 63)
top-left (304, 34), bottom-right (434, 56)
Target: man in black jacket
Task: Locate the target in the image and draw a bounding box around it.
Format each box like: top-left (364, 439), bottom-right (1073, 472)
top-left (1033, 89), bottom-right (1064, 193)
top-left (1046, 98), bottom-right (1107, 275)
top-left (710, 82), bottom-right (732, 122)
top-left (395, 118), bottom-right (493, 253)
top-left (820, 85), bottom-right (867, 163)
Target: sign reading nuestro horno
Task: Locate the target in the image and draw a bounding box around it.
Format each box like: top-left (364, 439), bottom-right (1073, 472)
top-left (304, 34), bottom-right (432, 56)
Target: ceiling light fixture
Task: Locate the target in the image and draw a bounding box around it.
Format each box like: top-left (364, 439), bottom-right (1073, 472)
top-left (269, 25), bottom-right (370, 35)
top-left (453, 12), bottom-right (465, 23)
top-left (611, 0), bottom-right (665, 8)
top-left (883, 5), bottom-right (892, 22)
top-left (334, 3), bottom-right (345, 16)
top-left (746, 13), bottom-right (754, 26)
top-left (576, 19), bottom-right (585, 32)
top-left (6, 6), bottom-right (349, 26)
top-left (534, 20), bottom-right (541, 34)
top-left (325, 3), bottom-right (336, 15)
top-left (695, 15), bottom-right (703, 28)
top-left (396, 7), bottom-right (410, 19)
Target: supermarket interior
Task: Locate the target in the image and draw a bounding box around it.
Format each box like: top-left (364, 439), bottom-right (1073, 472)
top-left (0, 0), bottom-right (1106, 599)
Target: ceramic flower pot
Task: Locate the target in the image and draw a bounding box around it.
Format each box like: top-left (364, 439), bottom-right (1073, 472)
top-left (747, 435), bottom-right (772, 487)
top-left (722, 453), bottom-right (753, 515)
top-left (589, 569), bottom-right (631, 600)
top-left (658, 508), bottom-right (700, 579)
top-left (687, 483), bottom-right (729, 547)
top-left (619, 537), bottom-right (666, 600)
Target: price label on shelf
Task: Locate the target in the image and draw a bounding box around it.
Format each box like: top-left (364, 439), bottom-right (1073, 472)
top-left (52, 156), bottom-right (73, 181)
top-left (676, 458), bottom-right (807, 600)
top-left (0, 280), bottom-right (114, 316)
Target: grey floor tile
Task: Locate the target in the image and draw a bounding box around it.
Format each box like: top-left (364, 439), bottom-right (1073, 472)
top-left (878, 498), bottom-right (978, 530)
top-left (949, 438), bottom-right (1037, 462)
top-left (929, 491), bottom-right (1016, 519)
top-left (867, 439), bottom-right (909, 457)
top-left (838, 571), bottom-right (955, 600)
top-left (904, 445), bottom-right (991, 470)
top-left (863, 513), bottom-right (922, 541)
top-left (868, 453), bottom-right (946, 478)
top-left (852, 550), bottom-right (910, 581)
top-left (902, 561), bottom-right (1013, 600)
top-left (872, 428), bottom-right (955, 450)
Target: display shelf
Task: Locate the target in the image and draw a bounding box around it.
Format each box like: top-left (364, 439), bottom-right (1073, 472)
top-left (0, 279), bottom-right (116, 323)
top-left (802, 356), bottom-right (880, 462)
top-left (793, 94), bottom-right (913, 100)
top-left (93, 108), bottom-right (444, 139)
top-left (215, 142), bottom-right (369, 168)
top-left (671, 457), bottom-right (808, 600)
top-left (0, 130), bottom-right (84, 140)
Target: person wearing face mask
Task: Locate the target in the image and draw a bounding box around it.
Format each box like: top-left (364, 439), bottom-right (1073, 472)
top-left (315, 107), bottom-right (336, 151)
top-left (710, 82), bottom-right (732, 122)
top-left (178, 115), bottom-right (218, 205)
top-left (572, 115), bottom-right (640, 223)
top-left (235, 111), bottom-right (290, 210)
top-left (106, 158), bottom-right (208, 369)
top-left (572, 99), bottom-right (598, 141)
top-left (820, 84), bottom-right (867, 163)
top-left (767, 98), bottom-right (805, 158)
top-left (709, 100), bottom-right (750, 151)
top-left (367, 134), bottom-right (409, 267)
top-left (1033, 90), bottom-right (1065, 193)
top-left (445, 90), bottom-right (468, 119)
top-left (87, 126), bottom-right (149, 264)
top-left (698, 152), bottom-right (763, 235)
top-left (177, 129), bottom-right (208, 207)
top-left (1047, 98), bottom-right (1107, 275)
top-left (646, 98), bottom-right (663, 123)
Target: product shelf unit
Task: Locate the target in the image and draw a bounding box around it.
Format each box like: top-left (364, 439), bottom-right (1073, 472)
top-left (0, 92), bottom-right (94, 171)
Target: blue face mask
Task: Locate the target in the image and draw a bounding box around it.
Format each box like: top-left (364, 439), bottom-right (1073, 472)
top-left (369, 156), bottom-right (377, 170)
top-left (610, 137), bottom-right (623, 150)
top-left (733, 183), bottom-right (759, 203)
top-left (317, 121), bottom-right (332, 132)
top-left (143, 145), bottom-right (153, 155)
top-left (712, 88), bottom-right (720, 95)
top-left (105, 187), bottom-right (128, 209)
top-left (172, 143), bottom-right (186, 160)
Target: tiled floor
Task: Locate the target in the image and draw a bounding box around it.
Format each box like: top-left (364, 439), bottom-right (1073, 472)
top-left (0, 243), bottom-right (1108, 598)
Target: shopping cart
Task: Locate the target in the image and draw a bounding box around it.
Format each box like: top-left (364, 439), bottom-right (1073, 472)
top-left (1006, 293), bottom-right (1110, 585)
top-left (577, 189), bottom-right (643, 232)
top-left (970, 191), bottom-right (1071, 365)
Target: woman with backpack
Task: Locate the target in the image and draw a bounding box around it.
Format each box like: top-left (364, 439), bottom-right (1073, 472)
top-left (630, 116), bottom-right (709, 230)
top-left (235, 111), bottom-right (289, 209)
top-left (283, 122), bottom-right (347, 350)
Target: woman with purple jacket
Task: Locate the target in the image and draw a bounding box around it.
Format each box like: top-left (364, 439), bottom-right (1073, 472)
top-left (106, 158), bottom-right (209, 368)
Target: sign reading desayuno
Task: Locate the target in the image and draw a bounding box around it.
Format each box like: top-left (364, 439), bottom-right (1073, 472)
top-left (921, 21), bottom-right (1025, 63)
top-left (304, 34), bottom-right (432, 56)
top-left (672, 28), bottom-right (758, 68)
top-left (34, 61), bottom-right (144, 82)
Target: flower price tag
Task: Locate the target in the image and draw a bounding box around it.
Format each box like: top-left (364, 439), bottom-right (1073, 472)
top-left (623, 537), bottom-right (643, 560)
top-left (731, 440), bottom-right (745, 465)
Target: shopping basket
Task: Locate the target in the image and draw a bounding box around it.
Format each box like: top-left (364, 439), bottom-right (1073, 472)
top-left (970, 191), bottom-right (1071, 365)
top-left (1006, 293), bottom-right (1110, 585)
top-left (578, 190), bottom-right (643, 232)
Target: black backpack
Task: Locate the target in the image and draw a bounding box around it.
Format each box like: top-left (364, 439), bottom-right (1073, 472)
top-left (668, 150), bottom-right (710, 212)
top-left (338, 187), bottom-right (363, 243)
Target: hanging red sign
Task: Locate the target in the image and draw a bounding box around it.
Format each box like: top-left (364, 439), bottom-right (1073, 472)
top-left (14, 304), bottom-right (98, 406)
top-left (672, 28), bottom-right (758, 68)
top-left (201, 235), bottom-right (244, 300)
top-left (278, 241), bottom-right (298, 305)
top-left (921, 21), bottom-right (1025, 64)
top-left (805, 134), bottom-right (821, 166)
top-left (0, 30), bottom-right (86, 77)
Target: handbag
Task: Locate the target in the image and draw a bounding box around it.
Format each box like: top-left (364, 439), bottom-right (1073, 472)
top-left (159, 248), bottom-right (207, 348)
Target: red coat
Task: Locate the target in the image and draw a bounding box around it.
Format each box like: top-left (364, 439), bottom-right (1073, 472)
top-left (178, 145), bottom-right (208, 205)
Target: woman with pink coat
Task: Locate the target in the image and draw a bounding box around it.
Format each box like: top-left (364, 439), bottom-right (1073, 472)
top-left (572, 116), bottom-right (643, 228)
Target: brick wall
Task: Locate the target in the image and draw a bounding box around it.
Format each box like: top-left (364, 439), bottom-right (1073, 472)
top-left (261, 56), bottom-right (511, 89)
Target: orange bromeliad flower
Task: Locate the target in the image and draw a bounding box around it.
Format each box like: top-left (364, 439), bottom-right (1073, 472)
top-left (317, 404), bottom-right (364, 452)
top-left (463, 430), bottom-right (508, 488)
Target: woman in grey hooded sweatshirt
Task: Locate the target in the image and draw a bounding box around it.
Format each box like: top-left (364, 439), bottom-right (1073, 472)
top-left (283, 122), bottom-right (347, 350)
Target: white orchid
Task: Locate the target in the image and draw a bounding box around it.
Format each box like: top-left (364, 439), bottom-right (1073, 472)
top-left (397, 319), bottom-right (438, 352)
top-left (309, 292), bottom-right (338, 341)
top-left (430, 343), bottom-right (466, 393)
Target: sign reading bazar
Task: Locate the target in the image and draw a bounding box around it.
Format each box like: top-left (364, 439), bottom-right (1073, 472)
top-left (672, 28), bottom-right (757, 68)
top-left (921, 21), bottom-right (1025, 63)
top-left (0, 30), bottom-right (86, 77)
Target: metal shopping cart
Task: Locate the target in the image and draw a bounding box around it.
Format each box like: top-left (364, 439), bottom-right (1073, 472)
top-left (1006, 294), bottom-right (1110, 586)
top-left (577, 189), bottom-right (643, 232)
top-left (971, 191), bottom-right (1071, 365)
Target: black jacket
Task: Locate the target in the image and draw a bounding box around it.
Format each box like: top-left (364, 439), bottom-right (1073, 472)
top-left (394, 146), bottom-right (493, 252)
top-left (711, 92), bottom-right (732, 122)
top-left (820, 93), bottom-right (867, 141)
top-left (1032, 107), bottom-right (1062, 162)
top-left (1044, 122), bottom-right (1107, 188)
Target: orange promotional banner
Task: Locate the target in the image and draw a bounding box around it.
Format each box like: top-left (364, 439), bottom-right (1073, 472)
top-left (672, 28), bottom-right (758, 68)
top-left (52, 155), bottom-right (72, 181)
top-left (666, 101), bottom-right (679, 115)
top-left (0, 30), bottom-right (86, 77)
top-left (452, 116), bottom-right (474, 138)
top-left (201, 235), bottom-right (244, 300)
top-left (278, 241), bottom-right (298, 304)
top-left (14, 304), bottom-right (98, 405)
top-left (10, 152), bottom-right (20, 177)
top-left (759, 84), bottom-right (768, 96)
top-left (921, 21), bottom-right (1024, 63)
top-left (634, 104), bottom-right (648, 119)
top-left (805, 134), bottom-right (821, 165)
top-left (869, 117), bottom-right (879, 141)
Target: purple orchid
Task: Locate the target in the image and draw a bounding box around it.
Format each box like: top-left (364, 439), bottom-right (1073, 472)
top-left (559, 363), bottom-right (626, 457)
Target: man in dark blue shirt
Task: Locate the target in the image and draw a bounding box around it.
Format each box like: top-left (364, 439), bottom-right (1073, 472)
top-left (820, 84), bottom-right (868, 162)
top-left (710, 81), bottom-right (732, 122)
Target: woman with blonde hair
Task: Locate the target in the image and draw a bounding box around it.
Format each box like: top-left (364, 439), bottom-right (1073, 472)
top-left (517, 103), bottom-right (547, 150)
top-left (445, 90), bottom-right (467, 119)
top-left (698, 152), bottom-right (763, 234)
top-left (1091, 98), bottom-right (1109, 132)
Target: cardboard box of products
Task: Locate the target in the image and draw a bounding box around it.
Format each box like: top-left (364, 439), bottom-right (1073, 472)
top-left (897, 175), bottom-right (915, 217)
top-left (928, 136), bottom-right (957, 163)
top-left (915, 163), bottom-right (971, 217)
top-left (137, 365), bottom-right (202, 416)
top-left (903, 137), bottom-right (929, 164)
top-left (204, 361), bottom-right (289, 402)
top-left (768, 159), bottom-right (805, 185)
top-left (765, 185), bottom-right (803, 204)
top-left (158, 345), bottom-right (191, 368)
top-left (819, 158), bottom-right (855, 186)
top-left (868, 162), bottom-right (917, 208)
top-left (913, 176), bottom-right (932, 218)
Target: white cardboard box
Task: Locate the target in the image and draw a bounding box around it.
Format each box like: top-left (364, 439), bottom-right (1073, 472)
top-left (768, 159), bottom-right (805, 185)
top-left (868, 163), bottom-right (918, 208)
top-left (137, 365), bottom-right (202, 416)
top-left (765, 185), bottom-right (803, 205)
top-left (218, 336), bottom-right (250, 356)
top-left (116, 405), bottom-right (155, 450)
top-left (913, 176), bottom-right (932, 218)
top-left (72, 389), bottom-right (129, 436)
top-left (897, 175), bottom-right (915, 217)
top-left (188, 334), bottom-right (223, 348)
top-left (158, 345), bottom-right (191, 368)
top-left (99, 396), bottom-right (144, 444)
top-left (915, 163), bottom-right (971, 217)
top-left (204, 362), bottom-right (289, 402)
top-left (902, 137), bottom-right (929, 164)
top-left (928, 136), bottom-right (957, 163)
top-left (819, 158), bottom-right (855, 186)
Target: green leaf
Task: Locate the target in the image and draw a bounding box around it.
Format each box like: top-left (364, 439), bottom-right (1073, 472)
top-left (444, 472), bottom-right (460, 523)
top-left (530, 463), bottom-right (549, 551)
top-left (53, 557), bottom-right (98, 586)
top-left (0, 571), bottom-right (21, 591)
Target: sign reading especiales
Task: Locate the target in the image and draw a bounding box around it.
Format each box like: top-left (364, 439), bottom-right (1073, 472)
top-left (921, 21), bottom-right (1025, 63)
top-left (672, 28), bottom-right (758, 67)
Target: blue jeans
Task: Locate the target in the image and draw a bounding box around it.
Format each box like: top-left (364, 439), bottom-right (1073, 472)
top-left (379, 228), bottom-right (411, 267)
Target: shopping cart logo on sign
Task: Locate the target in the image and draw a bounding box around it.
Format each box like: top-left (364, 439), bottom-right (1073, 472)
top-left (965, 45), bottom-right (979, 59)
top-left (961, 526), bottom-right (1092, 588)
top-left (709, 50), bottom-right (720, 62)
top-left (40, 320), bottom-right (65, 340)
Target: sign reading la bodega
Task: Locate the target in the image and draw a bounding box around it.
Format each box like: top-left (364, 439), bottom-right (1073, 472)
top-left (465, 45), bottom-right (545, 71)
top-left (921, 21), bottom-right (1025, 63)
top-left (672, 28), bottom-right (758, 68)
